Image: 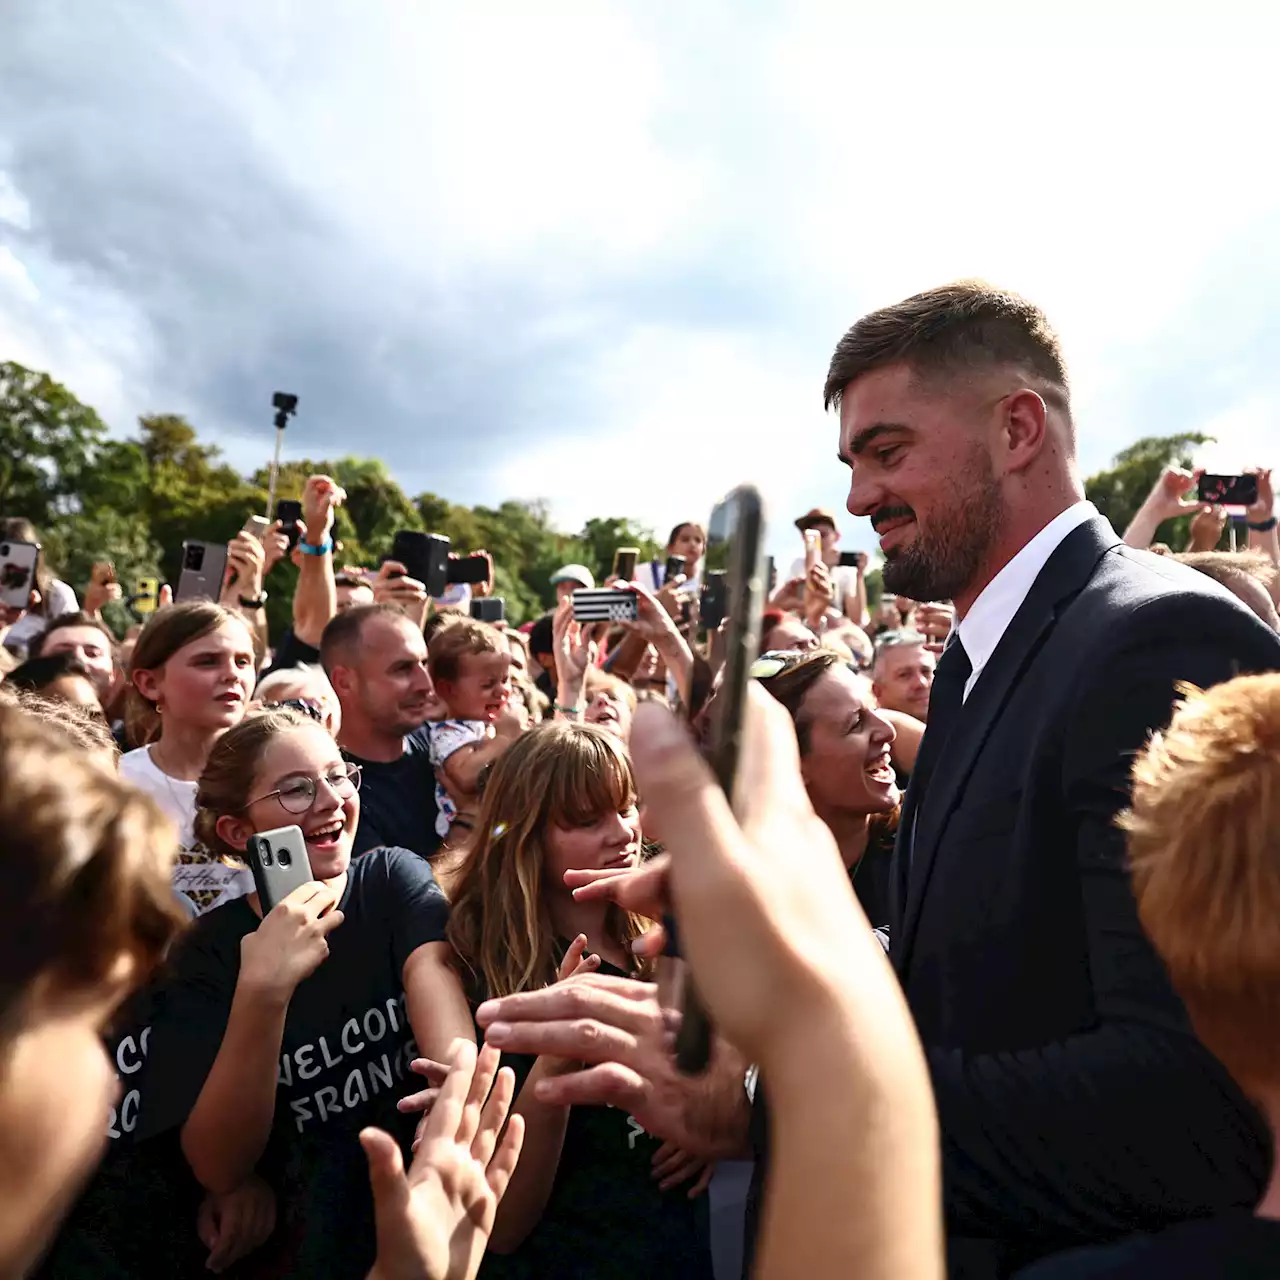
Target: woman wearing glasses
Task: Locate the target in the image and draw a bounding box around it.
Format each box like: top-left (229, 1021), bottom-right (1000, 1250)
top-left (140, 707), bottom-right (473, 1277)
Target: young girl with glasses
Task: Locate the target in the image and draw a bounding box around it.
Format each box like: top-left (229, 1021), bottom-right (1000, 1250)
top-left (139, 707), bottom-right (474, 1277)
top-left (447, 720), bottom-right (714, 1279)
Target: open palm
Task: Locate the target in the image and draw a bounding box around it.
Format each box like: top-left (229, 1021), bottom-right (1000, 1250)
top-left (364, 1041), bottom-right (524, 1280)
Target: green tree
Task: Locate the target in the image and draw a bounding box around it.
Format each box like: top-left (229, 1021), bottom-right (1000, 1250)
top-left (42, 509), bottom-right (164, 638)
top-left (0, 361), bottom-right (117, 524)
top-left (574, 517), bottom-right (661, 585)
top-left (139, 415), bottom-right (264, 584)
top-left (1084, 432), bottom-right (1212, 549)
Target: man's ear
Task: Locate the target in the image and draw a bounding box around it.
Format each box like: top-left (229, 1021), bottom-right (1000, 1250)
top-left (215, 814), bottom-right (255, 853)
top-left (1001, 388), bottom-right (1049, 474)
top-left (328, 663), bottom-right (354, 700)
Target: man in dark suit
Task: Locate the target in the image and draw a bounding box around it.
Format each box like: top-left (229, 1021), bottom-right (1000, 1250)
top-left (828, 281), bottom-right (1280, 1276)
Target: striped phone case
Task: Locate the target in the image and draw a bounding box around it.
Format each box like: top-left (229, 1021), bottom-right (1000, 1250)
top-left (571, 589), bottom-right (639, 623)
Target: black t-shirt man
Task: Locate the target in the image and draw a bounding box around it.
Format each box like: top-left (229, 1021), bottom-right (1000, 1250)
top-left (346, 724), bottom-right (442, 858)
top-left (140, 846), bottom-right (451, 1279)
top-left (1015, 1212), bottom-right (1280, 1279)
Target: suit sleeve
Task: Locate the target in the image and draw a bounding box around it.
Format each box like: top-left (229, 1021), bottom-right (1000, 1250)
top-left (928, 596), bottom-right (1277, 1247)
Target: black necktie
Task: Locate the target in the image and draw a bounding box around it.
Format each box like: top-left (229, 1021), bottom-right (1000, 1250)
top-left (909, 635), bottom-right (972, 817)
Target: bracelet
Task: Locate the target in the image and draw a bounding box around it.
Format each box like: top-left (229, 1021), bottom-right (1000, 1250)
top-left (238, 593), bottom-right (267, 610)
top-left (554, 702), bottom-right (584, 715)
top-left (298, 538), bottom-right (333, 557)
top-left (1247, 516), bottom-right (1278, 532)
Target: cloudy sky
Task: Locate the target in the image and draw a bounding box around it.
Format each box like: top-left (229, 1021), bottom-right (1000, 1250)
top-left (2, 0), bottom-right (1279, 566)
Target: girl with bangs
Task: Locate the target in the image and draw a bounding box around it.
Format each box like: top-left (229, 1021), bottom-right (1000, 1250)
top-left (447, 720), bottom-right (714, 1279)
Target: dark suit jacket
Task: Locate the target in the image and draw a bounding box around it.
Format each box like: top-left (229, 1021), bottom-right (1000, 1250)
top-left (892, 517), bottom-right (1280, 1278)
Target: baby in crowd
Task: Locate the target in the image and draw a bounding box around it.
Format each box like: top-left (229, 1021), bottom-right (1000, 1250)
top-left (426, 619), bottom-right (522, 838)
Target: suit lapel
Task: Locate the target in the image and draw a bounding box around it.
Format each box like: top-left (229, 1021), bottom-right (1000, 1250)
top-left (893, 518), bottom-right (1120, 975)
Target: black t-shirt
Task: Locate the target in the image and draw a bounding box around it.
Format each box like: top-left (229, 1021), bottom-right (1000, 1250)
top-left (345, 725), bottom-right (442, 859)
top-left (1015, 1212), bottom-right (1280, 1278)
top-left (140, 846), bottom-right (451, 1278)
top-left (35, 986), bottom-right (204, 1278)
top-left (263, 626), bottom-right (322, 677)
top-left (479, 958), bottom-right (712, 1280)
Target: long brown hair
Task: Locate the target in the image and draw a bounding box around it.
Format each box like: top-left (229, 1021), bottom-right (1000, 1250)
top-left (193, 708), bottom-right (312, 863)
top-left (0, 702), bottom-right (186, 1044)
top-left (447, 721), bottom-right (651, 1000)
top-left (126, 601), bottom-right (250, 746)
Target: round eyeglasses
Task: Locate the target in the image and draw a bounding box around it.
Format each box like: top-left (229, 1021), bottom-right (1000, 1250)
top-left (245, 761), bottom-right (363, 814)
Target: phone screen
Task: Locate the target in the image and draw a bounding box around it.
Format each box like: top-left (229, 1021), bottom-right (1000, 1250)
top-left (674, 484), bottom-right (765, 1075)
top-left (276, 500), bottom-right (303, 550)
top-left (612, 547), bottom-right (639, 582)
top-left (1198, 474), bottom-right (1258, 507)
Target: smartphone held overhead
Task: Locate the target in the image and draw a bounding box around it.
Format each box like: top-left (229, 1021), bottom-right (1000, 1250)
top-left (176, 540), bottom-right (229, 603)
top-left (1198, 473), bottom-right (1258, 508)
top-left (0, 539), bottom-right (39, 610)
top-left (572, 588), bottom-right (639, 623)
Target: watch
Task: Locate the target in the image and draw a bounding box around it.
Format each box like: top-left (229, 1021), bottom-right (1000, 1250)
top-left (1247, 516), bottom-right (1277, 532)
top-left (238, 592), bottom-right (268, 610)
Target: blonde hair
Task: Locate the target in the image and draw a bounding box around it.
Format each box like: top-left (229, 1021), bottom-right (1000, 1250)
top-left (193, 708), bottom-right (313, 863)
top-left (126, 602), bottom-right (252, 746)
top-left (585, 667), bottom-right (637, 713)
top-left (1122, 674), bottom-right (1280, 1096)
top-left (0, 702), bottom-right (186, 1042)
top-left (447, 721), bottom-right (651, 1000)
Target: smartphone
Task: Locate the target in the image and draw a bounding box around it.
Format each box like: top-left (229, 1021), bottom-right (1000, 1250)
top-left (388, 531), bottom-right (451, 598)
top-left (699, 570), bottom-right (728, 629)
top-left (803, 528), bottom-right (821, 573)
top-left (447, 553), bottom-right (491, 586)
top-left (276, 500), bottom-right (303, 551)
top-left (175, 540), bottom-right (230, 603)
top-left (470, 597), bottom-right (505, 623)
top-left (245, 825), bottom-right (315, 914)
top-left (572, 588), bottom-right (639, 623)
top-left (0, 539), bottom-right (40, 610)
top-left (837, 550), bottom-right (864, 569)
top-left (676, 484), bottom-right (766, 1075)
top-left (664, 554), bottom-right (686, 584)
top-left (133, 576), bottom-right (160, 617)
top-left (612, 547), bottom-right (639, 582)
top-left (242, 515), bottom-right (271, 541)
top-left (1197, 474), bottom-right (1258, 507)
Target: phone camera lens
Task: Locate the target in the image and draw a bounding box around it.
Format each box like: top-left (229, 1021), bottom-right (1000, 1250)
top-left (259, 844), bottom-right (274, 866)
top-left (277, 849), bottom-right (292, 868)
top-left (184, 545), bottom-right (205, 570)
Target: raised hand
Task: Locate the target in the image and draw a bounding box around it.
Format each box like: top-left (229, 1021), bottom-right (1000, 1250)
top-left (224, 530), bottom-right (267, 600)
top-left (83, 562), bottom-right (123, 617)
top-left (364, 1040), bottom-right (524, 1280)
top-left (239, 882), bottom-right (344, 1001)
top-left (552, 596), bottom-right (598, 683)
top-left (302, 474), bottom-right (347, 547)
top-left (373, 560), bottom-right (430, 629)
top-left (262, 521), bottom-right (291, 575)
top-left (1188, 505), bottom-right (1227, 552)
top-left (1144, 465), bottom-right (1204, 522)
top-left (1247, 466), bottom-right (1275, 522)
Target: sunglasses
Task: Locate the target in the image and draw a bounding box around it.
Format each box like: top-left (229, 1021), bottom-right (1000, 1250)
top-left (264, 697), bottom-right (325, 724)
top-left (750, 649), bottom-right (817, 680)
top-left (245, 761), bottom-right (363, 814)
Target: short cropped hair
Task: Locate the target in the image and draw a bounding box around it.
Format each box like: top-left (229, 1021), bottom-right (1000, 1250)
top-left (6, 653), bottom-right (95, 695)
top-left (319, 603), bottom-right (411, 676)
top-left (824, 280), bottom-right (1070, 417)
top-left (1122, 674), bottom-right (1280, 1096)
top-left (423, 607), bottom-right (467, 646)
top-left (428, 618), bottom-right (506, 685)
top-left (30, 611), bottom-right (116, 658)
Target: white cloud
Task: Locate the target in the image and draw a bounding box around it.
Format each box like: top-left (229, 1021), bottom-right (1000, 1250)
top-left (2, 0), bottom-right (1278, 560)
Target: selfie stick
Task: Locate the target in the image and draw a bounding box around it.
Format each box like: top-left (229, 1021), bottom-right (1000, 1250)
top-left (265, 393), bottom-right (298, 519)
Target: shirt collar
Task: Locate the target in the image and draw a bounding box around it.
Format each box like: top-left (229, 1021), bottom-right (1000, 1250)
top-left (956, 500), bottom-right (1097, 688)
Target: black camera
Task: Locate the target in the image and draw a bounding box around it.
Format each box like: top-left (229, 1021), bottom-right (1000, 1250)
top-left (183, 544), bottom-right (206, 570)
top-left (272, 392), bottom-right (298, 414)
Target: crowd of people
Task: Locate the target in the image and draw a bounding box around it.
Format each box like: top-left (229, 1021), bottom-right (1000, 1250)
top-left (1, 280), bottom-right (1279, 1279)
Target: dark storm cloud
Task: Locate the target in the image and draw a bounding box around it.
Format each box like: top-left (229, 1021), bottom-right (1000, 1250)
top-left (0, 2), bottom-right (787, 500)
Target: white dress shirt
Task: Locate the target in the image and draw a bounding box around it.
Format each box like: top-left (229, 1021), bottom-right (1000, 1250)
top-left (956, 501), bottom-right (1099, 701)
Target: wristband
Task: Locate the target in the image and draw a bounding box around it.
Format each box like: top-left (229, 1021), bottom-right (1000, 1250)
top-left (238, 592), bottom-right (267, 610)
top-left (298, 538), bottom-right (333, 557)
top-left (554, 702), bottom-right (584, 715)
top-left (1247, 516), bottom-right (1278, 532)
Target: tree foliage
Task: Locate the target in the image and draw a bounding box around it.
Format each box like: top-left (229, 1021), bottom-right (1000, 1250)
top-left (5, 359), bottom-right (1209, 637)
top-left (1084, 432), bottom-right (1212, 549)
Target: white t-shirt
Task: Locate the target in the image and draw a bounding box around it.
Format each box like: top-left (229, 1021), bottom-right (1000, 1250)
top-left (119, 745), bottom-right (253, 915)
top-left (786, 558), bottom-right (860, 614)
top-left (635, 559), bottom-right (702, 595)
top-left (2, 578), bottom-right (79, 653)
